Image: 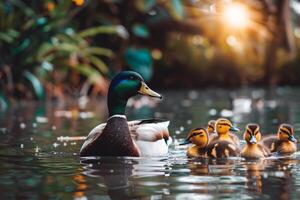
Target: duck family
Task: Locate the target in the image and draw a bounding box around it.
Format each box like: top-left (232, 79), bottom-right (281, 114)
top-left (183, 120), bottom-right (297, 159)
top-left (80, 71), bottom-right (298, 158)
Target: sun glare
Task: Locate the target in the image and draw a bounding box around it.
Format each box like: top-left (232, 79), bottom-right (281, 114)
top-left (223, 3), bottom-right (249, 28)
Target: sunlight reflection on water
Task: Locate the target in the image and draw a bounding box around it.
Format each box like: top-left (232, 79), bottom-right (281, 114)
top-left (0, 88), bottom-right (300, 199)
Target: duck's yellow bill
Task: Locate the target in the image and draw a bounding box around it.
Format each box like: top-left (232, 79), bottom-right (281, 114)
top-left (138, 82), bottom-right (162, 99)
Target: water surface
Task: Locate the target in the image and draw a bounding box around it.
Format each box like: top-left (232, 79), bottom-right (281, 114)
top-left (1, 88), bottom-right (300, 199)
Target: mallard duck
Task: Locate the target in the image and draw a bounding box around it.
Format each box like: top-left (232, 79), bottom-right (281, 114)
top-left (210, 118), bottom-right (240, 146)
top-left (181, 128), bottom-right (240, 158)
top-left (80, 71), bottom-right (171, 157)
top-left (261, 124), bottom-right (297, 155)
top-left (241, 124), bottom-right (270, 159)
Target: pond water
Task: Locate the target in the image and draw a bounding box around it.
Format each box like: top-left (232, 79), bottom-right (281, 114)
top-left (1, 87), bottom-right (300, 200)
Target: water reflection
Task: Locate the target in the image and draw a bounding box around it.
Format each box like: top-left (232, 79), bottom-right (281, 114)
top-left (1, 88), bottom-right (300, 199)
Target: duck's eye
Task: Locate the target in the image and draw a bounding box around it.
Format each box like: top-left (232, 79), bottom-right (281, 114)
top-left (129, 76), bottom-right (134, 80)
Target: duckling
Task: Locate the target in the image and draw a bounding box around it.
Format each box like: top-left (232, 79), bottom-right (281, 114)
top-left (241, 124), bottom-right (270, 159)
top-left (181, 128), bottom-right (209, 157)
top-left (181, 128), bottom-right (240, 158)
top-left (210, 118), bottom-right (240, 146)
top-left (207, 120), bottom-right (216, 134)
top-left (80, 71), bottom-right (171, 157)
top-left (262, 124), bottom-right (297, 155)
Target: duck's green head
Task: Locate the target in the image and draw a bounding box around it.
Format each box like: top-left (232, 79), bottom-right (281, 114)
top-left (108, 71), bottom-right (162, 116)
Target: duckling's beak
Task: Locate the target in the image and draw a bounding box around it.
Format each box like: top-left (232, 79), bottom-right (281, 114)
top-left (138, 82), bottom-right (162, 99)
top-left (229, 126), bottom-right (240, 132)
top-left (180, 139), bottom-right (191, 145)
top-left (288, 135), bottom-right (297, 143)
top-left (249, 135), bottom-right (257, 144)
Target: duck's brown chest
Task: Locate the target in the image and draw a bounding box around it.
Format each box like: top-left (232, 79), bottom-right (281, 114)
top-left (81, 117), bottom-right (140, 157)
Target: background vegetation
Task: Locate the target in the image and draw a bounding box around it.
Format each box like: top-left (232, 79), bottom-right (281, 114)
top-left (1, 0), bottom-right (300, 105)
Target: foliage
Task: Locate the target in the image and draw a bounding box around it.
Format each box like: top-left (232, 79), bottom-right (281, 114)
top-left (1, 0), bottom-right (300, 106)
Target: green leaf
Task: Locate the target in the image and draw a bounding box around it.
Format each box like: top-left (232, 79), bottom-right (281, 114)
top-left (89, 55), bottom-right (109, 74)
top-left (136, 0), bottom-right (156, 12)
top-left (75, 64), bottom-right (102, 84)
top-left (77, 25), bottom-right (118, 38)
top-left (23, 71), bottom-right (45, 100)
top-left (0, 33), bottom-right (14, 43)
top-left (0, 92), bottom-right (9, 111)
top-left (169, 0), bottom-right (184, 20)
top-left (132, 24), bottom-right (150, 38)
top-left (83, 47), bottom-right (114, 57)
top-left (124, 47), bottom-right (153, 81)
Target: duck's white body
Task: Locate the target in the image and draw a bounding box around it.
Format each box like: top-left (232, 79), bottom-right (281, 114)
top-left (80, 116), bottom-right (171, 157)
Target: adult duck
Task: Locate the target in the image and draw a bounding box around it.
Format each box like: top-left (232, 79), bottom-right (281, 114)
top-left (80, 71), bottom-right (171, 157)
top-left (261, 124), bottom-right (297, 155)
top-left (241, 124), bottom-right (270, 159)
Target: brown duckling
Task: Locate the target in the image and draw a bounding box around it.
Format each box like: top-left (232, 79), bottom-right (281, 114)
top-left (207, 120), bottom-right (216, 134)
top-left (210, 118), bottom-right (240, 147)
top-left (241, 124), bottom-right (270, 159)
top-left (261, 124), bottom-right (297, 155)
top-left (181, 128), bottom-right (240, 158)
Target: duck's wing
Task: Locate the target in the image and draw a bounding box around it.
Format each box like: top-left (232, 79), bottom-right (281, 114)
top-left (206, 140), bottom-right (240, 158)
top-left (129, 119), bottom-right (170, 142)
top-left (229, 133), bottom-right (240, 147)
top-left (80, 123), bottom-right (106, 153)
top-left (258, 143), bottom-right (271, 157)
top-left (129, 119), bottom-right (171, 157)
top-left (261, 135), bottom-right (278, 151)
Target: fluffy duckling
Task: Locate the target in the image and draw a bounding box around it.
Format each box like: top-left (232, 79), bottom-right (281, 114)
top-left (207, 120), bottom-right (216, 134)
top-left (262, 124), bottom-right (297, 155)
top-left (181, 128), bottom-right (240, 158)
top-left (210, 118), bottom-right (240, 146)
top-left (241, 124), bottom-right (270, 159)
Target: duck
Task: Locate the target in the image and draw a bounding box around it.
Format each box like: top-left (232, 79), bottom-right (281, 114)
top-left (207, 120), bottom-right (216, 134)
top-left (241, 124), bottom-right (270, 159)
top-left (181, 128), bottom-right (240, 158)
top-left (210, 118), bottom-right (240, 147)
top-left (80, 71), bottom-right (171, 157)
top-left (261, 124), bottom-right (297, 155)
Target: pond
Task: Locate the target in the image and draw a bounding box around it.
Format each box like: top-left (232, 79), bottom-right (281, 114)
top-left (0, 87), bottom-right (300, 200)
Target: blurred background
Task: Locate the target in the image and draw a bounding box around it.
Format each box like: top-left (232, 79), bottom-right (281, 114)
top-left (1, 0), bottom-right (300, 105)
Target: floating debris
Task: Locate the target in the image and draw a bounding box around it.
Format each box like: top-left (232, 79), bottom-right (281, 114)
top-left (71, 142), bottom-right (77, 145)
top-left (175, 130), bottom-right (181, 135)
top-left (186, 120), bottom-right (192, 125)
top-left (63, 142), bottom-right (67, 146)
top-left (36, 116), bottom-right (48, 123)
top-left (20, 144), bottom-right (24, 149)
top-left (20, 123), bottom-right (26, 129)
top-left (52, 126), bottom-right (57, 130)
top-left (53, 142), bottom-right (60, 148)
top-left (57, 136), bottom-right (86, 142)
top-left (30, 137), bottom-right (34, 141)
top-left (34, 146), bottom-right (40, 153)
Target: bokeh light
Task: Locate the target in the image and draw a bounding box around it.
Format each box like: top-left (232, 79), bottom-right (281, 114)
top-left (223, 3), bottom-right (250, 28)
